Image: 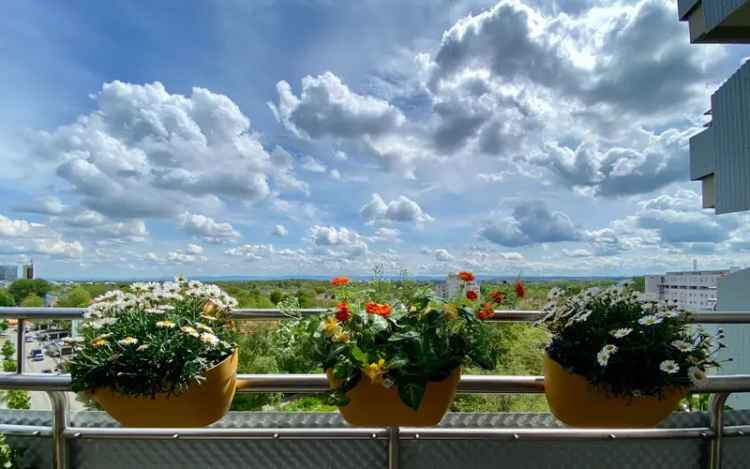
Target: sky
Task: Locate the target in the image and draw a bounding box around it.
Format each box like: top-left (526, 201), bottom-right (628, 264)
top-left (0, 0), bottom-right (749, 279)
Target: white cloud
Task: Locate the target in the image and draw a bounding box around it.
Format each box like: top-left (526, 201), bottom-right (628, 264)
top-left (480, 200), bottom-right (579, 246)
top-left (186, 243), bottom-right (204, 254)
top-left (369, 227), bottom-right (401, 243)
top-left (360, 193), bottom-right (434, 224)
top-left (433, 248), bottom-right (454, 262)
top-left (15, 196), bottom-right (66, 215)
top-left (272, 224), bottom-right (288, 237)
top-left (178, 212), bottom-right (241, 243)
top-left (308, 225), bottom-right (368, 258)
top-left (0, 214), bottom-right (33, 237)
top-left (301, 155), bottom-right (327, 173)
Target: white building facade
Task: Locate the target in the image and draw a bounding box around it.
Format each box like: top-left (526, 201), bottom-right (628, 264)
top-left (644, 270), bottom-right (728, 311)
top-left (435, 274), bottom-right (480, 300)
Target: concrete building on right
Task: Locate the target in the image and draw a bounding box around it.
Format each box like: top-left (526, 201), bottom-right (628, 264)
top-left (679, 0), bottom-right (750, 213)
top-left (678, 1), bottom-right (750, 407)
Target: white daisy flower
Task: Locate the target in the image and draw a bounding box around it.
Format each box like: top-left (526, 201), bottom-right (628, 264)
top-left (659, 360), bottom-right (680, 374)
top-left (199, 332), bottom-right (219, 346)
top-left (610, 328), bottom-right (633, 338)
top-left (671, 340), bottom-right (694, 352)
top-left (638, 315), bottom-right (663, 326)
top-left (597, 344), bottom-right (618, 367)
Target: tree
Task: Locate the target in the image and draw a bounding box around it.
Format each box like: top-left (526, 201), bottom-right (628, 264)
top-left (8, 279), bottom-right (51, 304)
top-left (2, 390), bottom-right (31, 410)
top-left (58, 286), bottom-right (92, 307)
top-left (20, 294), bottom-right (44, 308)
top-left (2, 360), bottom-right (16, 373)
top-left (1, 341), bottom-right (14, 361)
top-left (269, 290), bottom-right (283, 305)
top-left (0, 289), bottom-right (15, 307)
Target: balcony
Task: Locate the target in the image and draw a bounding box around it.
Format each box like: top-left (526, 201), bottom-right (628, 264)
top-left (2, 307), bottom-right (750, 469)
top-left (689, 61), bottom-right (750, 214)
top-left (679, 0), bottom-right (750, 43)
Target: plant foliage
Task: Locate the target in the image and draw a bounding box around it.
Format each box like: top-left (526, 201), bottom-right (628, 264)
top-left (297, 272), bottom-right (514, 410)
top-left (68, 278), bottom-right (238, 397)
top-left (538, 285), bottom-right (722, 397)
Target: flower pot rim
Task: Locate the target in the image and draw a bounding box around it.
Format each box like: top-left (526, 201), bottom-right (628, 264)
top-left (90, 348), bottom-right (238, 398)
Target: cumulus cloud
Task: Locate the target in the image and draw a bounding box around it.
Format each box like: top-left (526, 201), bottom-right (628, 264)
top-left (269, 72), bottom-right (405, 139)
top-left (178, 212), bottom-right (241, 243)
top-left (369, 227), bottom-right (402, 243)
top-left (433, 248), bottom-right (454, 262)
top-left (272, 224), bottom-right (288, 237)
top-left (480, 200), bottom-right (580, 246)
top-left (360, 193), bottom-right (434, 224)
top-left (14, 197), bottom-right (66, 215)
top-left (0, 214), bottom-right (34, 237)
top-left (308, 225), bottom-right (368, 258)
top-left (33, 81), bottom-right (306, 220)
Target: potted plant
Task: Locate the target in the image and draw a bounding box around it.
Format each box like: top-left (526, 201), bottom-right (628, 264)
top-left (298, 272), bottom-right (507, 427)
top-left (538, 285), bottom-right (721, 428)
top-left (68, 278), bottom-right (239, 427)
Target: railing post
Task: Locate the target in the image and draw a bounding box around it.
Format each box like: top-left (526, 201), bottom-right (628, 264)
top-left (46, 391), bottom-right (69, 469)
top-left (388, 426), bottom-right (399, 469)
top-left (708, 392), bottom-right (729, 469)
top-left (15, 318), bottom-right (24, 374)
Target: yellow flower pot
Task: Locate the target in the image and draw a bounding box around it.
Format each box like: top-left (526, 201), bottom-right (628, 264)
top-left (543, 354), bottom-right (686, 428)
top-left (91, 350), bottom-right (238, 427)
top-left (328, 368), bottom-right (460, 427)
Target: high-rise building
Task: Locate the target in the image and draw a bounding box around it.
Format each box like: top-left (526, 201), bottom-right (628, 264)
top-left (679, 1), bottom-right (750, 213)
top-left (644, 270), bottom-right (729, 311)
top-left (22, 262), bottom-right (34, 280)
top-left (0, 265), bottom-right (18, 282)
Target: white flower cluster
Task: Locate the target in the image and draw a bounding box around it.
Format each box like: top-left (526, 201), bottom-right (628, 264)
top-left (83, 277), bottom-right (238, 329)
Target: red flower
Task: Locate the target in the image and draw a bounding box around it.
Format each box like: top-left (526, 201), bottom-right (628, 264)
top-left (477, 303), bottom-right (495, 321)
top-left (466, 290), bottom-right (478, 301)
top-left (331, 276), bottom-right (349, 286)
top-left (515, 280), bottom-right (525, 299)
top-left (335, 302), bottom-right (351, 321)
top-left (490, 290), bottom-right (504, 305)
top-left (365, 302), bottom-right (392, 318)
top-left (457, 271), bottom-right (475, 282)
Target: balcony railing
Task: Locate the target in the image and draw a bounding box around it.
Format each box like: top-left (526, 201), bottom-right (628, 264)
top-left (1, 307), bottom-right (750, 469)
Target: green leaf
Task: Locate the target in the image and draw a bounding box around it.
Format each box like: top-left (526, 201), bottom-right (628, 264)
top-left (368, 314), bottom-right (389, 332)
top-left (388, 331), bottom-right (420, 343)
top-left (350, 344), bottom-right (368, 365)
top-left (398, 381), bottom-right (426, 411)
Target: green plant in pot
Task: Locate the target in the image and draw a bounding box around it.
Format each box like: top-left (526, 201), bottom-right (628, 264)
top-left (296, 272), bottom-right (514, 427)
top-left (68, 278), bottom-right (239, 427)
top-left (538, 285), bottom-right (722, 428)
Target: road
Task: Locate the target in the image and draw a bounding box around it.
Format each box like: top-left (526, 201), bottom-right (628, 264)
top-left (2, 327), bottom-right (84, 413)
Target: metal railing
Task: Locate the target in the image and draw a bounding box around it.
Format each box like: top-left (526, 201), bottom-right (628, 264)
top-left (0, 307), bottom-right (749, 469)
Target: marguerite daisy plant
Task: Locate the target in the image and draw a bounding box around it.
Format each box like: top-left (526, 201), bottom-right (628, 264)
top-left (538, 285), bottom-right (723, 398)
top-left (69, 278), bottom-right (237, 398)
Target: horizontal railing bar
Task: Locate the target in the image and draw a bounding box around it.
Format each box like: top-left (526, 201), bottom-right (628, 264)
top-left (0, 424), bottom-right (51, 437)
top-left (64, 427), bottom-right (389, 440)
top-left (398, 427), bottom-right (712, 441)
top-left (2, 307), bottom-right (750, 323)
top-left (59, 426), bottom-right (712, 441)
top-left (722, 425), bottom-right (750, 437)
top-left (2, 373), bottom-right (750, 394)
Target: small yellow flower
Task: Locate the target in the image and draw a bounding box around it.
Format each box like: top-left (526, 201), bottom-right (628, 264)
top-left (443, 304), bottom-right (459, 321)
top-left (91, 338), bottom-right (110, 348)
top-left (117, 337), bottom-right (138, 346)
top-left (332, 329), bottom-right (349, 343)
top-left (321, 316), bottom-right (339, 337)
top-left (363, 359), bottom-right (387, 385)
top-left (156, 320), bottom-right (176, 329)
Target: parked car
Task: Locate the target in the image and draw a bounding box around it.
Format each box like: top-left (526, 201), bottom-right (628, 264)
top-left (29, 348), bottom-right (42, 359)
top-left (31, 354), bottom-right (44, 362)
top-left (24, 336), bottom-right (34, 343)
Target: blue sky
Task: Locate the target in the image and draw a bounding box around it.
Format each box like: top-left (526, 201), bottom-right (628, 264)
top-left (1, 0), bottom-right (749, 279)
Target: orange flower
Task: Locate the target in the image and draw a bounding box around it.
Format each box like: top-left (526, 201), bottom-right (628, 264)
top-left (366, 302), bottom-right (392, 318)
top-left (477, 303), bottom-right (495, 321)
top-left (466, 290), bottom-right (478, 301)
top-left (331, 276), bottom-right (350, 286)
top-left (457, 271), bottom-right (475, 282)
top-left (335, 302), bottom-right (351, 321)
top-left (515, 280), bottom-right (525, 299)
top-left (490, 290), bottom-right (504, 305)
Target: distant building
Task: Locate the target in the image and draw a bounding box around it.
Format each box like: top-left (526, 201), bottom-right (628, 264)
top-left (0, 265), bottom-right (18, 282)
top-left (435, 273), bottom-right (480, 300)
top-left (44, 293), bottom-right (58, 307)
top-left (644, 270), bottom-right (729, 311)
top-left (21, 262), bottom-right (34, 280)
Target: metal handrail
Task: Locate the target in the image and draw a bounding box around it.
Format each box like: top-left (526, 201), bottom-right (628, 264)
top-left (0, 306), bottom-right (748, 469)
